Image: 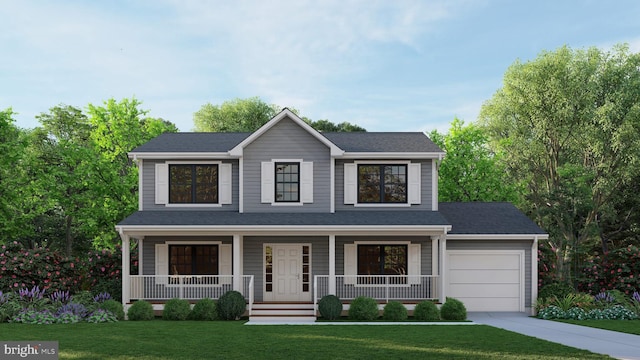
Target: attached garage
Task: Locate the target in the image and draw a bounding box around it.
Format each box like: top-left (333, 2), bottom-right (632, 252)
top-left (446, 250), bottom-right (525, 312)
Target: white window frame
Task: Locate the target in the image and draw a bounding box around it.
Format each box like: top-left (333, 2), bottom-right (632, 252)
top-left (155, 241), bottom-right (232, 286)
top-left (261, 159), bottom-right (313, 206)
top-left (155, 161), bottom-right (232, 207)
top-left (344, 241), bottom-right (421, 287)
top-left (344, 160), bottom-right (420, 207)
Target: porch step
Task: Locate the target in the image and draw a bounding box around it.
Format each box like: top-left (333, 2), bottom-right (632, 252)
top-left (249, 303), bottom-right (316, 323)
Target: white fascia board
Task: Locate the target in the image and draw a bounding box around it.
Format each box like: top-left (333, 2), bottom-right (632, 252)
top-left (228, 109), bottom-right (344, 157)
top-left (115, 225), bottom-right (451, 237)
top-left (445, 234), bottom-right (549, 240)
top-left (339, 152), bottom-right (445, 159)
top-left (128, 152), bottom-right (234, 160)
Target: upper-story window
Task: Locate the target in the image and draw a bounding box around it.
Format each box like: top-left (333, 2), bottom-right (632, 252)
top-left (344, 162), bottom-right (421, 206)
top-left (275, 162), bottom-right (300, 202)
top-left (358, 165), bottom-right (407, 203)
top-left (169, 164), bottom-right (218, 203)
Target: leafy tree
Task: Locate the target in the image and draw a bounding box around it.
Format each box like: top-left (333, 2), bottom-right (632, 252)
top-left (480, 44), bottom-right (640, 283)
top-left (429, 118), bottom-right (517, 202)
top-left (193, 97), bottom-right (281, 132)
top-left (0, 109), bottom-right (27, 240)
top-left (193, 97), bottom-right (366, 132)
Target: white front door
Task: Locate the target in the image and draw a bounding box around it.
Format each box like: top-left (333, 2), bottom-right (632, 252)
top-left (264, 244), bottom-right (311, 302)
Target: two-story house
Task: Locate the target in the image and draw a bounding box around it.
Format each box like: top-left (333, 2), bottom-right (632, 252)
top-left (115, 109), bottom-right (547, 321)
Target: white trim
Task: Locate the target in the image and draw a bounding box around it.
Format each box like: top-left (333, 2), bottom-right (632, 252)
top-left (532, 236), bottom-right (539, 312)
top-left (138, 237), bottom-right (144, 276)
top-left (329, 235), bottom-right (336, 294)
top-left (339, 152), bottom-right (444, 159)
top-left (445, 249), bottom-right (526, 313)
top-left (239, 157), bottom-right (244, 213)
top-left (263, 243), bottom-right (313, 302)
top-left (219, 163), bottom-right (233, 205)
top-left (431, 160), bottom-right (438, 211)
top-left (343, 163), bottom-right (357, 205)
top-left (262, 159), bottom-right (313, 206)
top-left (155, 163), bottom-right (168, 205)
top-left (138, 158), bottom-right (143, 210)
top-left (345, 241), bottom-right (420, 287)
top-left (445, 234), bottom-right (549, 240)
top-left (164, 240), bottom-right (222, 245)
top-left (439, 236), bottom-right (446, 303)
top-left (229, 109), bottom-right (344, 157)
top-left (349, 160), bottom-right (417, 207)
top-left (121, 235), bottom-right (131, 305)
top-left (233, 235), bottom-right (242, 291)
top-left (130, 152), bottom-right (232, 160)
top-left (165, 203), bottom-right (223, 208)
top-left (330, 159), bottom-right (335, 213)
top-left (353, 203), bottom-right (411, 208)
top-left (354, 240), bottom-right (412, 245)
top-left (431, 236), bottom-right (438, 276)
top-left (160, 161), bottom-right (228, 207)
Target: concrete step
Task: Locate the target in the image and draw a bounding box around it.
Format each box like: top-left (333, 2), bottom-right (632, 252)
top-left (248, 315), bottom-right (317, 323)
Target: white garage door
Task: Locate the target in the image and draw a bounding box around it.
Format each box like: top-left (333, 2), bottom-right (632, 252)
top-left (446, 250), bottom-right (524, 312)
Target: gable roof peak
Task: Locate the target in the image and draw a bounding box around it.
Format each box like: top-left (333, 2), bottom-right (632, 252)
top-left (228, 108), bottom-right (344, 157)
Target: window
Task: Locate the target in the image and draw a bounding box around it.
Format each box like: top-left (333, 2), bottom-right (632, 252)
top-left (358, 165), bottom-right (407, 203)
top-left (275, 162), bottom-right (299, 202)
top-left (358, 245), bottom-right (407, 275)
top-left (169, 245), bottom-right (218, 276)
top-left (169, 164), bottom-right (218, 204)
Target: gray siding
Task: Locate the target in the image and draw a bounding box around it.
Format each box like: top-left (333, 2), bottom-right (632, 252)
top-left (335, 236), bottom-right (433, 275)
top-left (243, 117), bottom-right (331, 212)
top-left (334, 159), bottom-right (434, 211)
top-left (446, 240), bottom-right (533, 308)
top-left (243, 236), bottom-right (329, 302)
top-left (141, 236), bottom-right (233, 275)
top-left (141, 159), bottom-right (239, 211)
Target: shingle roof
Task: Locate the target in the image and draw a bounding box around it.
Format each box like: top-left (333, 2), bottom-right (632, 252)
top-left (130, 132), bottom-right (443, 153)
top-left (131, 132), bottom-right (250, 152)
top-left (439, 202), bottom-right (546, 235)
top-left (117, 210), bottom-right (450, 227)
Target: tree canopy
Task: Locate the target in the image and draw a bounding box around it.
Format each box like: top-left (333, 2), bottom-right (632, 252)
top-left (193, 97), bottom-right (366, 132)
top-left (480, 44), bottom-right (640, 282)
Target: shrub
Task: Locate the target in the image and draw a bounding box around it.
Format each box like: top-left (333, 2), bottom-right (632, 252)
top-left (189, 298), bottom-right (218, 321)
top-left (537, 305), bottom-right (565, 319)
top-left (55, 303), bottom-right (89, 319)
top-left (100, 299), bottom-right (125, 320)
top-left (440, 297), bottom-right (466, 321)
top-left (0, 293), bottom-right (22, 323)
top-left (413, 301), bottom-right (440, 321)
top-left (382, 301), bottom-right (407, 321)
top-left (163, 298), bottom-right (191, 320)
top-left (318, 295), bottom-right (343, 320)
top-left (538, 282), bottom-right (574, 301)
top-left (11, 309), bottom-right (57, 324)
top-left (73, 291), bottom-right (98, 311)
top-left (127, 300), bottom-right (155, 321)
top-left (348, 296), bottom-right (379, 321)
top-left (579, 244), bottom-right (640, 295)
top-left (86, 309), bottom-right (118, 323)
top-left (217, 291), bottom-right (246, 320)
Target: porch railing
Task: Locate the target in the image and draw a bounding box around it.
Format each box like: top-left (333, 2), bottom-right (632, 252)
top-left (314, 275), bottom-right (439, 310)
top-left (129, 275), bottom-right (254, 314)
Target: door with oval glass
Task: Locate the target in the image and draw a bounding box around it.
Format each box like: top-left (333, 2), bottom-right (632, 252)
top-left (264, 244), bottom-right (311, 302)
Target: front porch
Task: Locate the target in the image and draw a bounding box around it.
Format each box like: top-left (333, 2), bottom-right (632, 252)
top-left (124, 274), bottom-right (439, 320)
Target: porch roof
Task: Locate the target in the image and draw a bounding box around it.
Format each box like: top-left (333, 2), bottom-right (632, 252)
top-left (117, 210), bottom-right (451, 227)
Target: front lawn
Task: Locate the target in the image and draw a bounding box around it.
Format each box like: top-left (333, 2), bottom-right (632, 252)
top-left (556, 319), bottom-right (640, 335)
top-left (0, 321), bottom-right (610, 359)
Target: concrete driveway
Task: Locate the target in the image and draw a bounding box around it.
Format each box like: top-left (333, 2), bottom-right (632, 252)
top-left (468, 312), bottom-right (640, 360)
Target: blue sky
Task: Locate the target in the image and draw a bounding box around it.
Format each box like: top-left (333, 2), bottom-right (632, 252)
top-left (2, 0), bottom-right (639, 133)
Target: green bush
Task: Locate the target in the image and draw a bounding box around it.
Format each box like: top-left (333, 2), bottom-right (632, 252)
top-left (348, 296), bottom-right (379, 321)
top-left (538, 282), bottom-right (574, 301)
top-left (318, 295), bottom-right (343, 320)
top-left (217, 291), bottom-right (246, 320)
top-left (382, 301), bottom-right (407, 321)
top-left (127, 300), bottom-right (155, 321)
top-left (72, 291), bottom-right (98, 312)
top-left (189, 298), bottom-right (218, 321)
top-left (440, 297), bottom-right (466, 321)
top-left (163, 298), bottom-right (191, 320)
top-left (413, 301), bottom-right (440, 321)
top-left (99, 299), bottom-right (125, 320)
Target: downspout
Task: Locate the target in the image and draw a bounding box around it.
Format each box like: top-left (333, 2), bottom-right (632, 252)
top-left (531, 236), bottom-right (539, 316)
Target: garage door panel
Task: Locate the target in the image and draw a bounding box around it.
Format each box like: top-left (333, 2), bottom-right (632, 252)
top-left (449, 269), bottom-right (520, 283)
top-left (448, 284), bottom-right (520, 298)
top-left (446, 250), bottom-right (524, 312)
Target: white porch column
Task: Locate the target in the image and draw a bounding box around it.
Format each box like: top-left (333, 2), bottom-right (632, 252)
top-left (329, 235), bottom-right (336, 295)
top-left (137, 237), bottom-right (144, 275)
top-left (438, 236), bottom-right (446, 304)
top-left (121, 234), bottom-right (131, 306)
top-left (233, 235), bottom-right (243, 292)
top-left (531, 236), bottom-right (539, 315)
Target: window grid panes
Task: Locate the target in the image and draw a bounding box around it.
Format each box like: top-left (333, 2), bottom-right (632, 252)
top-left (275, 162), bottom-right (299, 202)
top-left (169, 245), bottom-right (219, 276)
top-left (357, 245), bottom-right (407, 284)
top-left (357, 165), bottom-right (407, 203)
top-left (169, 164), bottom-right (218, 204)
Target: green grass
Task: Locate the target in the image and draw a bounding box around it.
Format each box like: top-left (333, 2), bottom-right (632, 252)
top-left (556, 319), bottom-right (640, 335)
top-left (0, 321), bottom-right (611, 359)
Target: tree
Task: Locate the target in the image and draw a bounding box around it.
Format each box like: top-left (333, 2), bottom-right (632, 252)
top-left (193, 96), bottom-right (366, 132)
top-left (480, 44), bottom-right (640, 284)
top-left (193, 97), bottom-right (281, 132)
top-left (0, 108), bottom-right (27, 241)
top-left (429, 118), bottom-right (517, 202)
